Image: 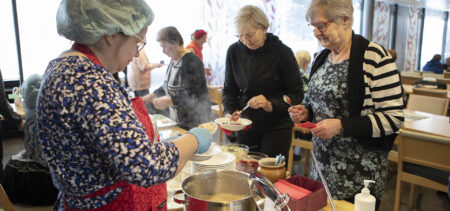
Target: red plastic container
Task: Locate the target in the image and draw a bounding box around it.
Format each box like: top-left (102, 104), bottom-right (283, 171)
top-left (285, 175), bottom-right (327, 211)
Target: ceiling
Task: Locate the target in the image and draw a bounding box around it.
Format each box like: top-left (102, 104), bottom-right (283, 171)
top-left (383, 0), bottom-right (450, 11)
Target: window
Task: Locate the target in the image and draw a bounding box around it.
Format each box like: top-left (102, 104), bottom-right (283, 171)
top-left (420, 9), bottom-right (446, 70)
top-left (0, 0), bottom-right (20, 80)
top-left (16, 1), bottom-right (72, 80)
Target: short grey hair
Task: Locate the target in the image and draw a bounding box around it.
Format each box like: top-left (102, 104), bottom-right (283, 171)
top-left (234, 5), bottom-right (269, 32)
top-left (295, 50), bottom-right (311, 65)
top-left (306, 0), bottom-right (354, 26)
top-left (156, 26), bottom-right (184, 46)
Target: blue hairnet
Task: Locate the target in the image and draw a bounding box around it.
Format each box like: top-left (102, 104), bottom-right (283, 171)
top-left (56, 0), bottom-right (154, 44)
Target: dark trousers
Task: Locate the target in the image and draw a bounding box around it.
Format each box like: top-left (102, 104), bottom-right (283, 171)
top-left (237, 127), bottom-right (292, 160)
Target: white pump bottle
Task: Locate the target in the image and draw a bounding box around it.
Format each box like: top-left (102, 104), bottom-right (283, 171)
top-left (354, 180), bottom-right (376, 211)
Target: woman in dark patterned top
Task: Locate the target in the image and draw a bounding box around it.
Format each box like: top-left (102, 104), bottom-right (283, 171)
top-left (288, 0), bottom-right (404, 210)
top-left (36, 1), bottom-right (212, 210)
top-left (142, 26), bottom-right (211, 130)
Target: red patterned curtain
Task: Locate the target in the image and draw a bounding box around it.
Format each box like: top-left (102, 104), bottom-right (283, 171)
top-left (404, 7), bottom-right (420, 72)
top-left (372, 1), bottom-right (391, 48)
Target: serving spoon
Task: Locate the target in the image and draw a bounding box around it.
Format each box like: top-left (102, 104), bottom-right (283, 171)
top-left (231, 104), bottom-right (250, 121)
top-left (283, 95), bottom-right (292, 106)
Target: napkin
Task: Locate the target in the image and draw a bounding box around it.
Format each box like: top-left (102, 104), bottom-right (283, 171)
top-left (219, 125), bottom-right (251, 135)
top-left (274, 179), bottom-right (312, 200)
top-left (296, 121), bottom-right (317, 129)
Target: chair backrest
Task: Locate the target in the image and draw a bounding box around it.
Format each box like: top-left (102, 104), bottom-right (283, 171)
top-left (406, 94), bottom-right (449, 116)
top-left (207, 86), bottom-right (224, 115)
top-left (401, 75), bottom-right (422, 85)
top-left (0, 184), bottom-right (15, 211)
top-left (412, 87), bottom-right (448, 98)
top-left (422, 72), bottom-right (444, 79)
top-left (444, 72), bottom-right (450, 79)
top-left (397, 129), bottom-right (450, 185)
top-left (436, 78), bottom-right (450, 87)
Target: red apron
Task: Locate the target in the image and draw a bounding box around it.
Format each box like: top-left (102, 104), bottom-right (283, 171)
top-left (64, 44), bottom-right (168, 211)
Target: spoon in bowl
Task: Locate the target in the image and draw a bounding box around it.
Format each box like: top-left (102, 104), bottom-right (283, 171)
top-left (283, 95), bottom-right (292, 107)
top-left (231, 104), bottom-right (250, 121)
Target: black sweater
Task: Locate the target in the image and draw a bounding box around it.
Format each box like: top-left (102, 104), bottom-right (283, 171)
top-left (223, 33), bottom-right (303, 131)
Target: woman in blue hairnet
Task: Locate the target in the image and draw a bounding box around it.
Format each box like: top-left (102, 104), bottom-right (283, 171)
top-left (36, 0), bottom-right (212, 210)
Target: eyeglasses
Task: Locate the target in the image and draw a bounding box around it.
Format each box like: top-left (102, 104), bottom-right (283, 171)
top-left (134, 34), bottom-right (147, 52)
top-left (235, 32), bottom-right (257, 40)
top-left (308, 20), bottom-right (334, 32)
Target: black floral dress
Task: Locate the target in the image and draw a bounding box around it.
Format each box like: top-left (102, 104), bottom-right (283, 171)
top-left (307, 59), bottom-right (388, 199)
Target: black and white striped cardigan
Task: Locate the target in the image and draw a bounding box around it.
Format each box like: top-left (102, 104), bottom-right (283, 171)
top-left (307, 33), bottom-right (404, 151)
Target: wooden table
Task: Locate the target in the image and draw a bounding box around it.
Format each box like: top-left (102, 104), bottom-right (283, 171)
top-left (402, 84), bottom-right (450, 98)
top-left (320, 199), bottom-right (354, 211)
top-left (404, 110), bottom-right (450, 138)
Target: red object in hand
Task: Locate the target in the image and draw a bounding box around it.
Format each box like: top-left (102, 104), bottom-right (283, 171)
top-left (231, 112), bottom-right (240, 121)
top-left (297, 121), bottom-right (317, 129)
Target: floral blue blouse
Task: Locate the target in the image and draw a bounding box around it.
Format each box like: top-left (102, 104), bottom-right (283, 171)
top-left (307, 59), bottom-right (388, 199)
top-left (37, 55), bottom-right (179, 209)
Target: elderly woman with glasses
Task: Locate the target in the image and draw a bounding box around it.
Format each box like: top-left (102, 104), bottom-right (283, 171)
top-left (37, 1), bottom-right (212, 210)
top-left (142, 26), bottom-right (211, 130)
top-left (222, 5), bottom-right (303, 159)
top-left (288, 0), bottom-right (404, 209)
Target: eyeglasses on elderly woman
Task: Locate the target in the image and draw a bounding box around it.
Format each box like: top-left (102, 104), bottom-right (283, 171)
top-left (134, 34), bottom-right (147, 53)
top-left (308, 20), bottom-right (334, 32)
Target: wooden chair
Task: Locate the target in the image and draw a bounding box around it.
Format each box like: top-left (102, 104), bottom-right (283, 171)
top-left (412, 87), bottom-right (448, 98)
top-left (0, 184), bottom-right (15, 211)
top-left (401, 75), bottom-right (422, 85)
top-left (287, 126), bottom-right (313, 176)
top-left (422, 72), bottom-right (444, 79)
top-left (436, 78), bottom-right (450, 88)
top-left (394, 129), bottom-right (450, 211)
top-left (406, 94), bottom-right (449, 116)
top-left (444, 72), bottom-right (450, 79)
top-left (207, 86), bottom-right (224, 144)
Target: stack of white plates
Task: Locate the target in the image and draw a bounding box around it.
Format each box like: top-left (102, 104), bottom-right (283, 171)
top-left (191, 151), bottom-right (236, 174)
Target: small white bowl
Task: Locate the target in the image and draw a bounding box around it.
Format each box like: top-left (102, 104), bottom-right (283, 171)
top-left (215, 117), bottom-right (252, 131)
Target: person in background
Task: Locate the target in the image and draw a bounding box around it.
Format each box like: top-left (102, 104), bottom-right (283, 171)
top-left (186, 29), bottom-right (212, 80)
top-left (295, 50), bottom-right (311, 102)
top-left (128, 51), bottom-right (163, 98)
top-left (37, 1), bottom-right (212, 210)
top-left (3, 74), bottom-right (58, 205)
top-left (288, 0), bottom-right (404, 210)
top-left (423, 54), bottom-right (443, 74)
top-left (442, 57), bottom-right (450, 72)
top-left (0, 69), bottom-right (25, 182)
top-left (142, 26), bottom-right (211, 130)
top-left (388, 49), bottom-right (397, 62)
top-left (223, 5), bottom-right (303, 159)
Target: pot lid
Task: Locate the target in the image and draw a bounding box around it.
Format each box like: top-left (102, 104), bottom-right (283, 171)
top-left (249, 171), bottom-right (290, 211)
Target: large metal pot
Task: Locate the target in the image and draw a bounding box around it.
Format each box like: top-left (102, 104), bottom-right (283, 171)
top-left (172, 170), bottom-right (257, 211)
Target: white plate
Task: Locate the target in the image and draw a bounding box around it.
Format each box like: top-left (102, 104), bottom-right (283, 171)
top-left (215, 117), bottom-right (252, 131)
top-left (150, 114), bottom-right (177, 128)
top-left (198, 122), bottom-right (218, 135)
top-left (194, 151), bottom-right (235, 166)
top-left (191, 142), bottom-right (222, 161)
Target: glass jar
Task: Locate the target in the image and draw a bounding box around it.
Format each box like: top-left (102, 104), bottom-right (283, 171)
top-left (221, 144), bottom-right (249, 166)
top-left (236, 151), bottom-right (268, 174)
top-left (258, 157), bottom-right (286, 184)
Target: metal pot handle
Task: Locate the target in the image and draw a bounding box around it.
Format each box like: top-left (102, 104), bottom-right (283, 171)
top-left (172, 190), bottom-right (187, 204)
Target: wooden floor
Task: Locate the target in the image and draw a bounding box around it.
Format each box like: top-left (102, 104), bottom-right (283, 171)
top-left (1, 131), bottom-right (449, 211)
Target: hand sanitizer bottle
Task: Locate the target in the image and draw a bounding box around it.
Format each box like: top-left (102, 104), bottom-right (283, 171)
top-left (354, 180), bottom-right (376, 211)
